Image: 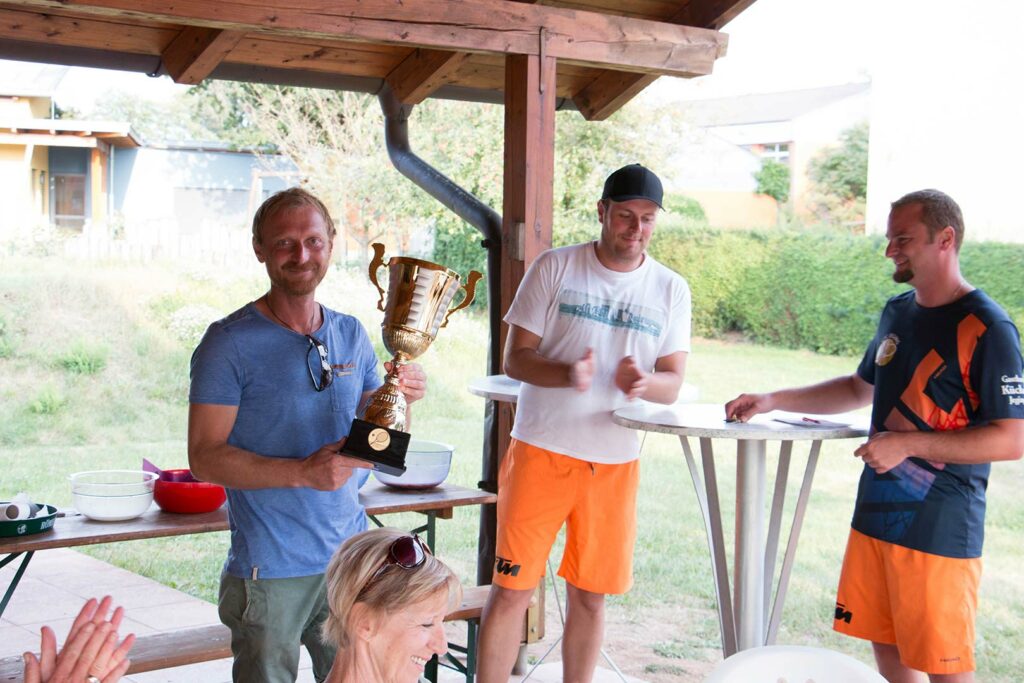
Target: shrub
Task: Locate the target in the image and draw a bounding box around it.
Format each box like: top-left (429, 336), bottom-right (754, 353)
top-left (663, 194), bottom-right (707, 223)
top-left (755, 159), bottom-right (790, 203)
top-left (29, 385), bottom-right (67, 414)
top-left (57, 339), bottom-right (109, 374)
top-left (650, 226), bottom-right (773, 338)
top-left (961, 241), bottom-right (1024, 329)
top-left (649, 227), bottom-right (1024, 355)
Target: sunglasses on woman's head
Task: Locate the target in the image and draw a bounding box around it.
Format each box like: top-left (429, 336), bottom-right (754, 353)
top-left (366, 535), bottom-right (431, 586)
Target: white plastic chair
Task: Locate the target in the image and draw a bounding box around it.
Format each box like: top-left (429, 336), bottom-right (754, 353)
top-left (704, 645), bottom-right (887, 683)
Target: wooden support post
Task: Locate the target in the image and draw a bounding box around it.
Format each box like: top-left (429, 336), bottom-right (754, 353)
top-left (499, 50), bottom-right (555, 479)
top-left (478, 51), bottom-right (555, 591)
top-left (89, 145), bottom-right (107, 225)
top-left (500, 48), bottom-right (556, 466)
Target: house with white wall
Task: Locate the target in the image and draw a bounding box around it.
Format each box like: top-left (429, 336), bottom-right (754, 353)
top-left (0, 61), bottom-right (297, 260)
top-left (676, 82), bottom-right (870, 218)
top-left (864, 4), bottom-right (1024, 244)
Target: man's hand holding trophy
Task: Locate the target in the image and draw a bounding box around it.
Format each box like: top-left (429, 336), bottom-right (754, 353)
top-left (341, 242), bottom-right (482, 475)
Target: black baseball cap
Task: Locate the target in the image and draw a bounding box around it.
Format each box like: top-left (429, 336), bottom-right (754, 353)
top-left (601, 164), bottom-right (663, 208)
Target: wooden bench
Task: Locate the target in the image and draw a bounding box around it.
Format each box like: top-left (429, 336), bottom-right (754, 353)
top-left (0, 623), bottom-right (232, 682)
top-left (0, 585), bottom-right (495, 683)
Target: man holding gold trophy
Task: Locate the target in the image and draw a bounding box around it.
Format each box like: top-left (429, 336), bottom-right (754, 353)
top-left (188, 187), bottom-right (460, 683)
top-left (478, 165), bottom-right (693, 682)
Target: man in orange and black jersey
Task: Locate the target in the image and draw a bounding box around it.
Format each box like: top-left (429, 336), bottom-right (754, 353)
top-left (725, 189), bottom-right (1024, 683)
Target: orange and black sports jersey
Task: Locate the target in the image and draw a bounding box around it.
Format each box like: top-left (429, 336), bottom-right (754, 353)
top-left (853, 290), bottom-right (1024, 558)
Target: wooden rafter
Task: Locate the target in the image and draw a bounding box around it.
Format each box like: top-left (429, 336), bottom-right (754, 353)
top-left (384, 49), bottom-right (468, 105)
top-left (383, 1), bottom-right (538, 106)
top-left (162, 26), bottom-right (246, 84)
top-left (573, 0), bottom-right (756, 120)
top-left (20, 0), bottom-right (728, 78)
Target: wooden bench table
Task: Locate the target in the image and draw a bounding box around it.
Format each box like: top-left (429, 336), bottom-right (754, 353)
top-left (0, 480), bottom-right (495, 680)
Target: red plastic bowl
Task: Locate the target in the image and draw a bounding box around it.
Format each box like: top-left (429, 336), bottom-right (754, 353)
top-left (153, 469), bottom-right (226, 514)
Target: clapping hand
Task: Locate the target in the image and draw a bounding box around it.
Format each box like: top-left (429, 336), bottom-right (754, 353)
top-left (24, 596), bottom-right (135, 683)
top-left (614, 356), bottom-right (649, 400)
top-left (568, 348), bottom-right (595, 392)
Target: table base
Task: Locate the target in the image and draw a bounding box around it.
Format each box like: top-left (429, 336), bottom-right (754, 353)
top-left (680, 435), bottom-right (823, 655)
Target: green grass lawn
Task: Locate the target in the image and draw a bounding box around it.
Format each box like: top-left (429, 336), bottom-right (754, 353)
top-left (2, 256), bottom-right (1022, 680)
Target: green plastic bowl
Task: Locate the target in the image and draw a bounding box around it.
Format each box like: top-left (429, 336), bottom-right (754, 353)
top-left (0, 503), bottom-right (57, 538)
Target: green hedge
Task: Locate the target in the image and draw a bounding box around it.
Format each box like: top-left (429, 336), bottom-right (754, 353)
top-left (650, 227), bottom-right (1024, 356)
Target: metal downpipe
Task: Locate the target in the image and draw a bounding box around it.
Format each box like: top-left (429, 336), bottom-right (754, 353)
top-left (377, 84), bottom-right (502, 586)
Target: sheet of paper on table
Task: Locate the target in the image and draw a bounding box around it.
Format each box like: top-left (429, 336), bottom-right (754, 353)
top-left (771, 416), bottom-right (852, 429)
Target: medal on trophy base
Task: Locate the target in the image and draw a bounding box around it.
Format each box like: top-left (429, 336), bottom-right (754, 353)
top-left (341, 243), bottom-right (481, 475)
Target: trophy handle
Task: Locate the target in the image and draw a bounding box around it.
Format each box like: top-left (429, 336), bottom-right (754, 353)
top-left (441, 270), bottom-right (483, 328)
top-left (368, 243), bottom-right (388, 312)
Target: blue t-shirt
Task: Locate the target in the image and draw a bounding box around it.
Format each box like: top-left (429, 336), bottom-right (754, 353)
top-left (189, 303), bottom-right (382, 578)
top-left (854, 289), bottom-right (1024, 558)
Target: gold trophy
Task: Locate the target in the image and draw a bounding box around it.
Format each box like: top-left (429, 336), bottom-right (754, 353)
top-left (341, 243), bottom-right (482, 475)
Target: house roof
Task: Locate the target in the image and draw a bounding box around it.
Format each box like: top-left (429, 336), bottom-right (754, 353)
top-left (0, 60), bottom-right (69, 97)
top-left (0, 117), bottom-right (142, 146)
top-left (0, 0), bottom-right (759, 121)
top-left (677, 81), bottom-right (871, 128)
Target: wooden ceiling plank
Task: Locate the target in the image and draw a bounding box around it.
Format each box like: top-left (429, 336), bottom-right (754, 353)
top-left (162, 26), bottom-right (246, 84)
top-left (451, 58), bottom-right (591, 99)
top-left (669, 0), bottom-right (760, 31)
top-left (572, 0), bottom-right (754, 120)
top-left (0, 5), bottom-right (175, 54)
top-left (228, 38), bottom-right (404, 77)
top-left (19, 0), bottom-right (728, 78)
top-left (574, 70), bottom-right (658, 121)
top-left (384, 0), bottom-right (539, 105)
top-left (385, 49), bottom-right (469, 105)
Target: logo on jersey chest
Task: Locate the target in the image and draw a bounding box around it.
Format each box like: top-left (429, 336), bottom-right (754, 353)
top-left (875, 333), bottom-right (900, 367)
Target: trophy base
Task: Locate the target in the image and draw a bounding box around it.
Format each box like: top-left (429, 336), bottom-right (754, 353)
top-left (340, 418), bottom-right (410, 476)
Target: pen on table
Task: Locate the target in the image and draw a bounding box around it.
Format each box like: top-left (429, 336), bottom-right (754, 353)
top-left (802, 417), bottom-right (822, 424)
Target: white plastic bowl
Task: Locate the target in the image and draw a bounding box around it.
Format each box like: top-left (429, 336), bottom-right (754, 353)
top-left (69, 470), bottom-right (157, 521)
top-left (374, 440), bottom-right (453, 489)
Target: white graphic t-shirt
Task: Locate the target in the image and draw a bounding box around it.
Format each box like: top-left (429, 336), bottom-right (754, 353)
top-left (505, 242), bottom-right (691, 464)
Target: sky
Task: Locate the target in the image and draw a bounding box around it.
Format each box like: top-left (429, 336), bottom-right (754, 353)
top-left (23, 0), bottom-right (878, 115)
top-left (649, 0), bottom-right (875, 102)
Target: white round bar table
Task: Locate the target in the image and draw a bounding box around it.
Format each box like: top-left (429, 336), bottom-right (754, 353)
top-left (612, 402), bottom-right (867, 656)
top-left (469, 374), bottom-right (700, 405)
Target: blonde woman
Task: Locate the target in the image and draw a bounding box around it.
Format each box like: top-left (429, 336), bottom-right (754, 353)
top-left (323, 528), bottom-right (461, 683)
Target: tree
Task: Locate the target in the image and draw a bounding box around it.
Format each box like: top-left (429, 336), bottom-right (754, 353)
top-left (190, 82), bottom-right (422, 267)
top-left (807, 121), bottom-right (869, 226)
top-left (186, 82), bottom-right (674, 296)
top-left (92, 90), bottom-right (203, 142)
top-left (755, 159), bottom-right (790, 204)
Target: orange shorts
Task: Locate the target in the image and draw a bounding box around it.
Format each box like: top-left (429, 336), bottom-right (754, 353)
top-left (492, 439), bottom-right (639, 594)
top-left (834, 528), bottom-right (981, 674)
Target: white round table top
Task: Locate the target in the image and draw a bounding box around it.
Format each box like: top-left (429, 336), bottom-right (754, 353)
top-left (467, 374), bottom-right (700, 404)
top-left (467, 374), bottom-right (523, 402)
top-left (612, 402), bottom-right (869, 441)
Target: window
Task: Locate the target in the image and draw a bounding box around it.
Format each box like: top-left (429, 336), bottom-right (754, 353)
top-left (760, 142), bottom-right (790, 164)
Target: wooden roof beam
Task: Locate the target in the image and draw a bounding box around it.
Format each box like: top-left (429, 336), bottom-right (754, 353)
top-left (384, 1), bottom-right (537, 105)
top-left (162, 26), bottom-right (246, 85)
top-left (21, 0), bottom-right (727, 78)
top-left (385, 49), bottom-right (468, 105)
top-left (573, 0), bottom-right (756, 120)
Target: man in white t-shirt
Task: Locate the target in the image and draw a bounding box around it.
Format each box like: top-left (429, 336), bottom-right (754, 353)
top-left (477, 164), bottom-right (692, 682)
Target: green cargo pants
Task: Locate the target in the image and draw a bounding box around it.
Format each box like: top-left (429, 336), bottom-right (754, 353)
top-left (219, 571), bottom-right (336, 683)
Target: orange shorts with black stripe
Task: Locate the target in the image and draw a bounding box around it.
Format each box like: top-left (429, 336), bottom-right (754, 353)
top-left (492, 438), bottom-right (639, 594)
top-left (834, 528), bottom-right (981, 675)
